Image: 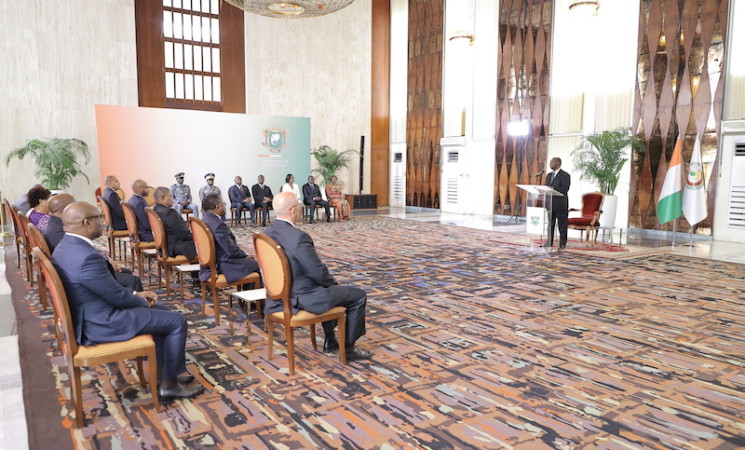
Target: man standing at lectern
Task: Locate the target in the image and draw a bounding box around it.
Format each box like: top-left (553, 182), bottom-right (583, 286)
top-left (544, 157), bottom-right (571, 249)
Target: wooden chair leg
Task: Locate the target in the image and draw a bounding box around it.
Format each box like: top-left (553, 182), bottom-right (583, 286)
top-left (37, 266), bottom-right (48, 310)
top-left (147, 350), bottom-right (161, 412)
top-left (164, 266), bottom-right (171, 295)
top-left (287, 327), bottom-right (295, 375)
top-left (71, 366), bottom-right (84, 428)
top-left (212, 286), bottom-right (221, 325)
top-left (338, 313), bottom-right (347, 365)
top-left (136, 357), bottom-right (146, 388)
top-left (201, 282), bottom-right (207, 315)
top-left (310, 325), bottom-right (317, 350)
top-left (266, 319), bottom-right (274, 360)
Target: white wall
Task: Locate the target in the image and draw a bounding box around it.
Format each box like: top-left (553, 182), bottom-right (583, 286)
top-left (549, 0), bottom-right (640, 225)
top-left (0, 0), bottom-right (373, 206)
top-left (244, 0), bottom-right (372, 192)
top-left (389, 0), bottom-right (408, 208)
top-left (0, 0), bottom-right (138, 204)
top-left (438, 0), bottom-right (498, 215)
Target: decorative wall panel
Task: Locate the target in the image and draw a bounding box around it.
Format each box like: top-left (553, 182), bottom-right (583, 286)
top-left (406, 0), bottom-right (443, 209)
top-left (494, 0), bottom-right (552, 215)
top-left (631, 0), bottom-right (728, 232)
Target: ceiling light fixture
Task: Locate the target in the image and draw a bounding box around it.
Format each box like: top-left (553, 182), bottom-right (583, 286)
top-left (568, 0), bottom-right (599, 16)
top-left (223, 0), bottom-right (355, 19)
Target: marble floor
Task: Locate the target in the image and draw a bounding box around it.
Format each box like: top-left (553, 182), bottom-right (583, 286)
top-left (371, 207), bottom-right (745, 265)
top-left (0, 245), bottom-right (29, 450)
top-left (0, 209), bottom-right (741, 448)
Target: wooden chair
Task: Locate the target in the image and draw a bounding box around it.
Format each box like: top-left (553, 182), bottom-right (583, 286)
top-left (189, 218), bottom-right (261, 327)
top-left (26, 222), bottom-right (51, 310)
top-left (121, 203), bottom-right (157, 280)
top-left (568, 192), bottom-right (604, 241)
top-left (304, 204), bottom-right (328, 222)
top-left (10, 208), bottom-right (33, 283)
top-left (3, 200), bottom-right (24, 270)
top-left (255, 203), bottom-right (273, 225)
top-left (98, 196), bottom-right (129, 261)
top-left (181, 208), bottom-right (194, 220)
top-left (253, 233), bottom-right (347, 375)
top-left (145, 207), bottom-right (195, 295)
top-left (33, 248), bottom-right (160, 427)
top-left (230, 206), bottom-right (250, 227)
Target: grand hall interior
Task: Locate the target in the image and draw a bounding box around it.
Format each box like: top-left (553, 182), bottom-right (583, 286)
top-left (1, 0), bottom-right (744, 448)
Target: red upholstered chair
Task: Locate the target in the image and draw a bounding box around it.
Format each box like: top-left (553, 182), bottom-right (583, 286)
top-left (568, 192), bottom-right (604, 241)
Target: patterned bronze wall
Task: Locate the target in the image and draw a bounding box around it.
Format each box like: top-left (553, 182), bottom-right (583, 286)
top-left (494, 0), bottom-right (552, 215)
top-left (631, 0), bottom-right (728, 232)
top-left (406, 0), bottom-right (443, 209)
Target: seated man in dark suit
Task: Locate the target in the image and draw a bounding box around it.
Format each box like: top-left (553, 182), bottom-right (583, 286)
top-left (52, 201), bottom-right (203, 399)
top-left (264, 192), bottom-right (371, 361)
top-left (153, 186), bottom-right (197, 260)
top-left (45, 194), bottom-right (144, 291)
top-left (199, 194), bottom-right (260, 284)
top-left (102, 175), bottom-right (127, 231)
top-left (228, 176), bottom-right (256, 226)
top-left (251, 175), bottom-right (273, 226)
top-left (127, 179), bottom-right (153, 242)
top-left (302, 175), bottom-right (332, 223)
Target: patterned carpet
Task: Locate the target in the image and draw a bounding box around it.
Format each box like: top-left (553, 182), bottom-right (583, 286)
top-left (18, 216), bottom-right (745, 448)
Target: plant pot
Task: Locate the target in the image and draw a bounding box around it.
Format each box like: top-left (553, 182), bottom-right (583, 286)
top-left (599, 194), bottom-right (617, 227)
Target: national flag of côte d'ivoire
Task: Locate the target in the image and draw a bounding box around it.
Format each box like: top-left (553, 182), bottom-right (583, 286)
top-left (657, 137), bottom-right (683, 224)
top-left (682, 138), bottom-right (707, 226)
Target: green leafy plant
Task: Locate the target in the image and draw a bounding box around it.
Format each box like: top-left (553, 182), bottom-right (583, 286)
top-left (5, 138), bottom-right (91, 190)
top-left (310, 144), bottom-right (358, 185)
top-left (571, 128), bottom-right (643, 195)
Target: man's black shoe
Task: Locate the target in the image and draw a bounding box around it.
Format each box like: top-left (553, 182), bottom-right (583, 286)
top-left (345, 348), bottom-right (373, 361)
top-left (309, 218), bottom-right (315, 224)
top-left (559, 245), bottom-right (566, 249)
top-left (178, 374), bottom-right (196, 384)
top-left (327, 218), bottom-right (332, 223)
top-left (158, 374), bottom-right (195, 386)
top-left (158, 383), bottom-right (204, 399)
top-left (323, 337), bottom-right (339, 352)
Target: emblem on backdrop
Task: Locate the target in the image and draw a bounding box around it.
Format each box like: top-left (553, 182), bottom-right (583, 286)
top-left (262, 128), bottom-right (289, 153)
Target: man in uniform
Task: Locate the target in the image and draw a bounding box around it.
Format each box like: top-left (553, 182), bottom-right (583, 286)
top-left (170, 172), bottom-right (199, 219)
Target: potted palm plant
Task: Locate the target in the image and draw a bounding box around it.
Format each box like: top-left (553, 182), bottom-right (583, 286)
top-left (5, 138), bottom-right (91, 191)
top-left (310, 144), bottom-right (359, 185)
top-left (572, 128), bottom-right (643, 226)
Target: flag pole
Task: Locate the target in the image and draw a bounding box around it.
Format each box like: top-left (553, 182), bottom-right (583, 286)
top-left (689, 224), bottom-right (694, 247)
top-left (671, 219), bottom-right (678, 247)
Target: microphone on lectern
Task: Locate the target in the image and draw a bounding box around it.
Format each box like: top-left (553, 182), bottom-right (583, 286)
top-left (534, 170), bottom-right (545, 178)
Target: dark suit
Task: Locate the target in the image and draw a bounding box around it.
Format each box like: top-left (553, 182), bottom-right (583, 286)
top-left (302, 183), bottom-right (331, 220)
top-left (45, 217), bottom-right (143, 290)
top-left (264, 220), bottom-right (367, 346)
top-left (199, 212), bottom-right (259, 283)
top-left (52, 234), bottom-right (188, 379)
top-left (546, 169), bottom-right (571, 247)
top-left (127, 194), bottom-right (153, 242)
top-left (251, 183), bottom-right (273, 224)
top-left (154, 203), bottom-right (197, 260)
top-left (228, 184), bottom-right (255, 224)
top-left (103, 187), bottom-right (127, 230)
top-left (43, 215), bottom-right (65, 251)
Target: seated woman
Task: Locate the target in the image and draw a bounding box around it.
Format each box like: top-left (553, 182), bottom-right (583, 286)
top-left (27, 185), bottom-right (52, 233)
top-left (280, 173), bottom-right (302, 203)
top-left (325, 175), bottom-right (351, 220)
